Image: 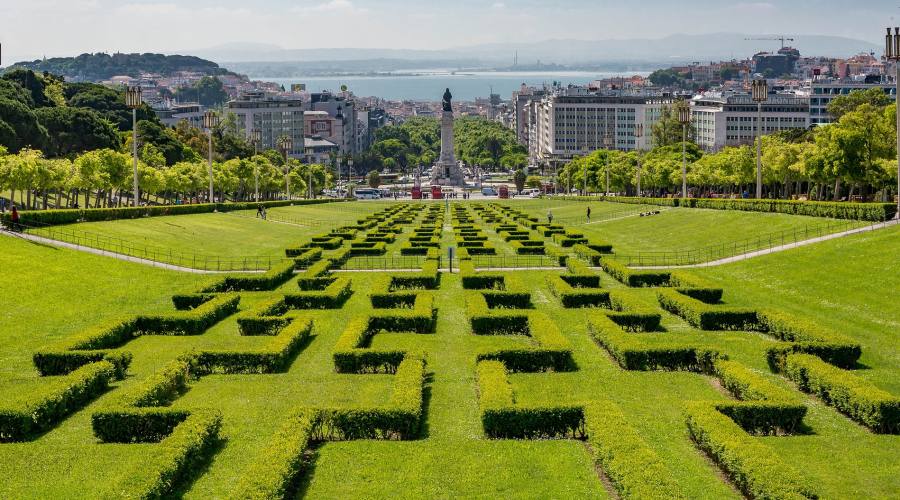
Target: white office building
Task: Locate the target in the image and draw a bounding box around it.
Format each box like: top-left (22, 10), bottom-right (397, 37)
top-left (809, 79), bottom-right (895, 125)
top-left (691, 92), bottom-right (809, 151)
top-left (529, 90), bottom-right (675, 167)
top-left (227, 91), bottom-right (306, 157)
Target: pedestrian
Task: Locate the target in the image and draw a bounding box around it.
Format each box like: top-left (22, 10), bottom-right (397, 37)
top-left (586, 206), bottom-right (591, 222)
top-left (547, 209), bottom-right (553, 224)
top-left (10, 204), bottom-right (20, 231)
top-left (256, 204), bottom-right (263, 218)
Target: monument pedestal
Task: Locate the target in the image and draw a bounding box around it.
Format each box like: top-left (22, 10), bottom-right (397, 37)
top-left (430, 109), bottom-right (465, 187)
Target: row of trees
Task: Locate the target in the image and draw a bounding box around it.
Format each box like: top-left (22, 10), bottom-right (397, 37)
top-left (558, 89), bottom-right (898, 201)
top-left (359, 116), bottom-right (527, 174)
top-left (0, 145), bottom-right (333, 210)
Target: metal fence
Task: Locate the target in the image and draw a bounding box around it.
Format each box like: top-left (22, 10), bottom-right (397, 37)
top-left (612, 219), bottom-right (868, 267)
top-left (470, 254), bottom-right (562, 269)
top-left (16, 221), bottom-right (286, 271)
top-left (339, 255), bottom-right (427, 270)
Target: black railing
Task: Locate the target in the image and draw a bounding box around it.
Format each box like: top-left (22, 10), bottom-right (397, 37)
top-left (471, 254), bottom-right (562, 268)
top-left (612, 219), bottom-right (871, 267)
top-left (13, 221), bottom-right (286, 271)
top-left (339, 255), bottom-right (427, 270)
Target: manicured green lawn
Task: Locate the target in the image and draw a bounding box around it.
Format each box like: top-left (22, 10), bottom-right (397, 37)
top-left (1, 203), bottom-right (897, 498)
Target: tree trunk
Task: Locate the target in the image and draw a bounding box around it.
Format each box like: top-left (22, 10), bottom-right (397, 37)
top-left (832, 178), bottom-right (841, 202)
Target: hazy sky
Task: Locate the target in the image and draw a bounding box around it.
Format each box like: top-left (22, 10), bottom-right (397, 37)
top-left (0, 0), bottom-right (897, 63)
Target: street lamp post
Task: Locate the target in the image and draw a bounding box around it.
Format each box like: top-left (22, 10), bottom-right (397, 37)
top-left (885, 27), bottom-right (900, 219)
top-left (251, 129), bottom-right (261, 202)
top-left (278, 136), bottom-right (293, 200)
top-left (125, 86), bottom-right (142, 207)
top-left (582, 158), bottom-right (588, 197)
top-left (603, 134), bottom-right (613, 196)
top-left (348, 157), bottom-right (354, 197)
top-left (678, 104), bottom-right (691, 199)
top-left (752, 79), bottom-right (769, 199)
top-left (633, 123), bottom-right (644, 197)
top-left (202, 111), bottom-right (219, 204)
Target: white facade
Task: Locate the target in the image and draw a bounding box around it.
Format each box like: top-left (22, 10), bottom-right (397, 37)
top-left (530, 92), bottom-right (674, 167)
top-left (227, 92), bottom-right (306, 156)
top-left (691, 93), bottom-right (809, 151)
top-left (809, 80), bottom-right (895, 125)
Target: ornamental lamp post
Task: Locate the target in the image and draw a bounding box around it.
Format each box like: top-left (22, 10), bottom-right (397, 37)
top-left (251, 129), bottom-right (262, 202)
top-left (603, 134), bottom-right (613, 196)
top-left (751, 79), bottom-right (769, 199)
top-left (678, 103), bottom-right (691, 199)
top-left (278, 136), bottom-right (294, 200)
top-left (347, 157), bottom-right (354, 197)
top-left (125, 86), bottom-right (142, 207)
top-left (202, 111), bottom-right (219, 204)
top-left (634, 123), bottom-right (644, 197)
top-left (885, 27), bottom-right (900, 219)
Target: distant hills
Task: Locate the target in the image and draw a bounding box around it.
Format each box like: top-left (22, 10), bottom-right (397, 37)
top-left (5, 53), bottom-right (237, 81)
top-left (195, 33), bottom-right (879, 71)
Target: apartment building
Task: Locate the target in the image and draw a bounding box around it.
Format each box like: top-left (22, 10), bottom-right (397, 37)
top-left (529, 89), bottom-right (675, 167)
top-left (809, 78), bottom-right (896, 125)
top-left (227, 91), bottom-right (306, 156)
top-left (691, 92), bottom-right (809, 151)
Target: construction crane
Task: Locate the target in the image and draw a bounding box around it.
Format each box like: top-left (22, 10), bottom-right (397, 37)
top-left (745, 36), bottom-right (795, 49)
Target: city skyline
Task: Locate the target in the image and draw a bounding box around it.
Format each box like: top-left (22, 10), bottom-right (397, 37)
top-left (1, 0), bottom-right (897, 64)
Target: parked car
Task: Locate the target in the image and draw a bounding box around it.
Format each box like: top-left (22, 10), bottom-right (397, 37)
top-left (354, 188), bottom-right (381, 200)
top-left (481, 187), bottom-right (498, 196)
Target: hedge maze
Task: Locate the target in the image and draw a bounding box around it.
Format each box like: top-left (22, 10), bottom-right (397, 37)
top-left (4, 200), bottom-right (898, 498)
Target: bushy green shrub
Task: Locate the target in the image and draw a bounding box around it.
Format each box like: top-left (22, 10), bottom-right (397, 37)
top-left (757, 309), bottom-right (861, 368)
top-left (782, 354), bottom-right (899, 434)
top-left (230, 408), bottom-right (319, 499)
top-left (0, 361), bottom-right (115, 442)
top-left (684, 402), bottom-right (817, 499)
top-left (657, 289), bottom-right (757, 331)
top-left (546, 275), bottom-right (610, 308)
top-left (584, 401), bottom-right (684, 499)
top-left (2, 199), bottom-right (347, 227)
top-left (200, 261), bottom-right (296, 293)
top-left (101, 409), bottom-right (222, 499)
top-left (477, 361), bottom-right (584, 439)
top-left (589, 314), bottom-right (721, 372)
top-left (602, 260), bottom-right (670, 287)
top-left (283, 277), bottom-right (353, 309)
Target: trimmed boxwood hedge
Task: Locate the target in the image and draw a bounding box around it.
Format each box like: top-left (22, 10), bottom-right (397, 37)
top-left (100, 409), bottom-right (223, 499)
top-left (589, 314), bottom-right (721, 373)
top-left (477, 361), bottom-right (584, 439)
top-left (657, 289), bottom-right (757, 331)
top-left (584, 401), bottom-right (684, 499)
top-left (283, 277), bottom-right (353, 309)
top-left (1, 199), bottom-right (347, 227)
top-left (229, 408), bottom-right (319, 499)
top-left (0, 361), bottom-right (116, 442)
top-left (199, 261), bottom-right (296, 293)
top-left (33, 294), bottom-right (239, 376)
top-left (782, 353), bottom-right (899, 434)
top-left (602, 259), bottom-right (670, 287)
top-left (546, 275), bottom-right (610, 308)
top-left (601, 196), bottom-right (896, 221)
top-left (684, 402), bottom-right (817, 499)
top-left (756, 309), bottom-right (861, 368)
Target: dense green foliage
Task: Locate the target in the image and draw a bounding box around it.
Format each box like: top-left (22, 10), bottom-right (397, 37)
top-left (362, 116), bottom-right (526, 173)
top-left (5, 52), bottom-right (232, 81)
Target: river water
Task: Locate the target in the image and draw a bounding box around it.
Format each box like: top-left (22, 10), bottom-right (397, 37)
top-left (262, 71), bottom-right (650, 101)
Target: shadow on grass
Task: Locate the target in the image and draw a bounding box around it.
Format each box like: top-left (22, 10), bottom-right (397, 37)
top-left (294, 444), bottom-right (322, 498)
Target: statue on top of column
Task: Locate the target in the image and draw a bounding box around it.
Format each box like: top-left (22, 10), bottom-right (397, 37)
top-left (442, 88), bottom-right (453, 112)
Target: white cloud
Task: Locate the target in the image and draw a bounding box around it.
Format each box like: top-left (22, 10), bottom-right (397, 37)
top-left (491, 2), bottom-right (506, 8)
top-left (291, 0), bottom-right (368, 15)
